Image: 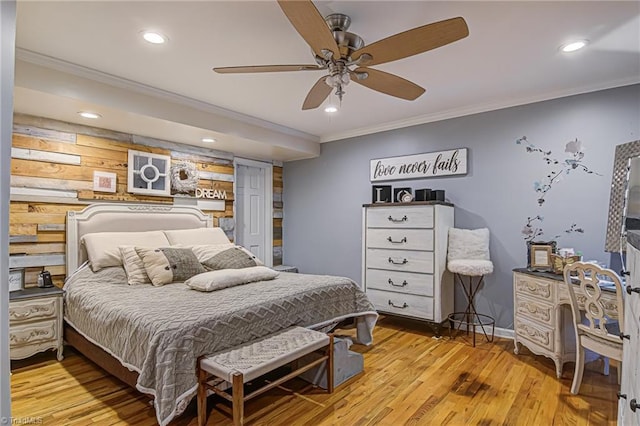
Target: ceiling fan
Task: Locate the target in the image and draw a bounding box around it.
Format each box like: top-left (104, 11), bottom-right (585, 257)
top-left (213, 1), bottom-right (469, 110)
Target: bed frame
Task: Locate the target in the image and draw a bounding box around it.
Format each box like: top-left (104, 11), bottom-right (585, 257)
top-left (64, 203), bottom-right (214, 390)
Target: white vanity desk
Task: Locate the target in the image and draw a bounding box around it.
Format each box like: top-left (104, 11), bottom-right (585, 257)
top-left (512, 268), bottom-right (620, 379)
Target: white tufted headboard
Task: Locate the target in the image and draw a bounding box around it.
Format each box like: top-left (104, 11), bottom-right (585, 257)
top-left (66, 203), bottom-right (213, 276)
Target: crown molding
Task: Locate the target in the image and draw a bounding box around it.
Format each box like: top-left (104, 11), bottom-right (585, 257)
top-left (320, 77), bottom-right (640, 143)
top-left (16, 48), bottom-right (318, 143)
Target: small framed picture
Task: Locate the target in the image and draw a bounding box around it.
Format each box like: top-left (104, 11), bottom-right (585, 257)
top-left (93, 171), bottom-right (117, 193)
top-left (9, 268), bottom-right (24, 292)
top-left (527, 241), bottom-right (557, 272)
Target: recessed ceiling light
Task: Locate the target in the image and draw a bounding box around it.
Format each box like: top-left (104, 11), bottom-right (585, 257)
top-left (142, 31), bottom-right (167, 44)
top-left (561, 40), bottom-right (588, 53)
top-left (201, 137), bottom-right (216, 143)
top-left (78, 111), bottom-right (101, 119)
top-left (324, 105), bottom-right (338, 113)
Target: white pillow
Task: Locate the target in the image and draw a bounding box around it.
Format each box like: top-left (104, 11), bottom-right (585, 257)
top-left (163, 228), bottom-right (231, 246)
top-left (82, 231), bottom-right (170, 271)
top-left (119, 246), bottom-right (151, 285)
top-left (185, 266), bottom-right (279, 292)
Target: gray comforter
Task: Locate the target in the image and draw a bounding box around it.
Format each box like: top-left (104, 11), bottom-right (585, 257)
top-left (63, 265), bottom-right (377, 425)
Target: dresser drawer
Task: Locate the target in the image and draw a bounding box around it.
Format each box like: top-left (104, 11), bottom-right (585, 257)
top-left (515, 294), bottom-right (554, 327)
top-left (10, 319), bottom-right (57, 348)
top-left (367, 248), bottom-right (433, 274)
top-left (366, 206), bottom-right (433, 229)
top-left (514, 274), bottom-right (555, 302)
top-left (9, 297), bottom-right (59, 324)
top-left (366, 269), bottom-right (434, 297)
top-left (367, 288), bottom-right (434, 320)
top-left (515, 318), bottom-right (554, 352)
top-left (366, 228), bottom-right (434, 251)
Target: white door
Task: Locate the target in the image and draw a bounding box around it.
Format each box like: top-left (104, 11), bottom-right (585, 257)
top-left (235, 159), bottom-right (273, 266)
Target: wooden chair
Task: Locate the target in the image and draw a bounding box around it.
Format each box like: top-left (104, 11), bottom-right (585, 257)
top-left (563, 261), bottom-right (625, 394)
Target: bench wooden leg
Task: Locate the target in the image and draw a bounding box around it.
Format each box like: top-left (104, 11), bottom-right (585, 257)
top-left (197, 362), bottom-right (208, 426)
top-left (327, 334), bottom-right (334, 394)
top-left (232, 372), bottom-right (244, 426)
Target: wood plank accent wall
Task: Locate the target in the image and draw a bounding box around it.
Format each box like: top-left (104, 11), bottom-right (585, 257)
top-left (9, 114), bottom-right (283, 288)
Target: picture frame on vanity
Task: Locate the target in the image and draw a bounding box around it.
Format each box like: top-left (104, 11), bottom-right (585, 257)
top-left (9, 268), bottom-right (25, 292)
top-left (527, 240), bottom-right (557, 272)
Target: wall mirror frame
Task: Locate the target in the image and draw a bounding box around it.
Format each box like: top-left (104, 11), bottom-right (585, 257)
top-left (605, 140), bottom-right (640, 252)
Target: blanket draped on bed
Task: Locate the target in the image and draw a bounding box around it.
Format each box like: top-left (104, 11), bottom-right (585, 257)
top-left (64, 266), bottom-right (377, 425)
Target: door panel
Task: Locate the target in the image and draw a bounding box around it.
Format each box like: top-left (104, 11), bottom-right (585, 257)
top-left (236, 164), bottom-right (266, 262)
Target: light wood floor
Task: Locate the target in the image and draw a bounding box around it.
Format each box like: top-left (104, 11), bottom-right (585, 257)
top-left (11, 315), bottom-right (618, 425)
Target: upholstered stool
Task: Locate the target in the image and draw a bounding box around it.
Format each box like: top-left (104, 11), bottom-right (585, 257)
top-left (197, 327), bottom-right (333, 426)
top-left (446, 227), bottom-right (495, 347)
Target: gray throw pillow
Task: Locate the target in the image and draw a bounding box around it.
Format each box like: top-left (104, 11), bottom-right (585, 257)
top-left (135, 247), bottom-right (206, 286)
top-left (201, 246), bottom-right (260, 270)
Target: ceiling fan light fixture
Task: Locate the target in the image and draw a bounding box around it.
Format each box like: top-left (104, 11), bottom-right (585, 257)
top-left (324, 105), bottom-right (338, 113)
top-left (142, 31), bottom-right (168, 44)
top-left (561, 40), bottom-right (588, 53)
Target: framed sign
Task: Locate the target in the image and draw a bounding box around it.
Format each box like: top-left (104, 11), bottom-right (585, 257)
top-left (9, 268), bottom-right (24, 292)
top-left (93, 171), bottom-right (117, 193)
top-left (370, 148), bottom-right (468, 182)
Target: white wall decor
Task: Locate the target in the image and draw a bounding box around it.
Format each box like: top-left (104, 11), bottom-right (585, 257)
top-left (370, 148), bottom-right (467, 182)
top-left (127, 149), bottom-right (171, 196)
top-left (93, 171), bottom-right (116, 193)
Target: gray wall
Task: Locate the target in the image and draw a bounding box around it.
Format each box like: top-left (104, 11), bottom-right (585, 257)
top-left (283, 84), bottom-right (640, 329)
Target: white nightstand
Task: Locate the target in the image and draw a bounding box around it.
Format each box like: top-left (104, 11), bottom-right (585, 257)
top-left (9, 287), bottom-right (64, 361)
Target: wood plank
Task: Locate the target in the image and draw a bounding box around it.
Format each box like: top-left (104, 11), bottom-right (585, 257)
top-left (9, 235), bottom-right (38, 243)
top-left (11, 158), bottom-right (93, 180)
top-left (13, 113), bottom-right (132, 142)
top-left (28, 204), bottom-right (84, 214)
top-left (171, 151), bottom-right (233, 166)
top-left (9, 224), bottom-right (37, 236)
top-left (77, 190), bottom-right (173, 204)
top-left (9, 253), bottom-right (65, 268)
top-left (11, 187), bottom-right (77, 199)
top-left (37, 232), bottom-right (66, 243)
top-left (76, 134), bottom-right (169, 155)
top-left (12, 124), bottom-right (76, 143)
top-left (197, 171), bottom-right (234, 182)
top-left (9, 212), bottom-right (66, 225)
top-left (12, 133), bottom-right (128, 161)
top-left (274, 218), bottom-right (282, 228)
top-left (80, 156), bottom-right (128, 170)
top-left (133, 134), bottom-right (234, 160)
top-left (10, 203), bottom-right (29, 213)
top-left (11, 175), bottom-right (93, 191)
top-left (37, 224), bottom-right (66, 231)
top-left (196, 163), bottom-right (234, 175)
top-left (9, 242), bottom-right (65, 255)
top-left (11, 147), bottom-right (81, 165)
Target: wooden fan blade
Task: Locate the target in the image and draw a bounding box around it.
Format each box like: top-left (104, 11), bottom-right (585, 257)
top-left (352, 67), bottom-right (425, 100)
top-left (352, 17), bottom-right (469, 66)
top-left (278, 0), bottom-right (340, 59)
top-left (302, 76), bottom-right (332, 110)
top-left (214, 65), bottom-right (321, 74)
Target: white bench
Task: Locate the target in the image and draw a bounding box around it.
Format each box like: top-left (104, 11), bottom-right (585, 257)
top-left (197, 327), bottom-right (334, 426)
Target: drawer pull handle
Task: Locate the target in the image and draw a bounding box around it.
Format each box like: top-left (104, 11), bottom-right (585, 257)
top-left (620, 332), bottom-right (630, 341)
top-left (387, 215), bottom-right (408, 223)
top-left (388, 300), bottom-right (408, 309)
top-left (388, 257), bottom-right (408, 265)
top-left (618, 392), bottom-right (628, 400)
top-left (388, 278), bottom-right (408, 287)
top-left (626, 285), bottom-right (640, 295)
top-left (387, 236), bottom-right (407, 244)
top-left (631, 399), bottom-right (639, 413)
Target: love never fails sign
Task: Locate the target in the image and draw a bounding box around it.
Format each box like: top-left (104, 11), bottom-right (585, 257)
top-left (370, 148), bottom-right (468, 182)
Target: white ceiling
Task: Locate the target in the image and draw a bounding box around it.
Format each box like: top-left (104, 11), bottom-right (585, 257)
top-left (13, 1), bottom-right (640, 161)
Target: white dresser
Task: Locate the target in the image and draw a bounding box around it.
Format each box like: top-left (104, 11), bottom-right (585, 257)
top-left (9, 287), bottom-right (64, 361)
top-left (362, 202), bottom-right (454, 332)
top-left (619, 240), bottom-right (640, 425)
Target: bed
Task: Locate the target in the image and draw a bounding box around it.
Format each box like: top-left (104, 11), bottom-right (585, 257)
top-left (63, 203), bottom-right (378, 426)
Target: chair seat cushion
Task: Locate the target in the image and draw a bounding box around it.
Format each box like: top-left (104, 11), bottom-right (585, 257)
top-left (448, 259), bottom-right (494, 276)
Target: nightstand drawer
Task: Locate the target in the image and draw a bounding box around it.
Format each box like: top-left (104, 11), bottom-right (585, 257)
top-left (9, 297), bottom-right (58, 324)
top-left (366, 206), bottom-right (434, 229)
top-left (10, 319), bottom-right (57, 348)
